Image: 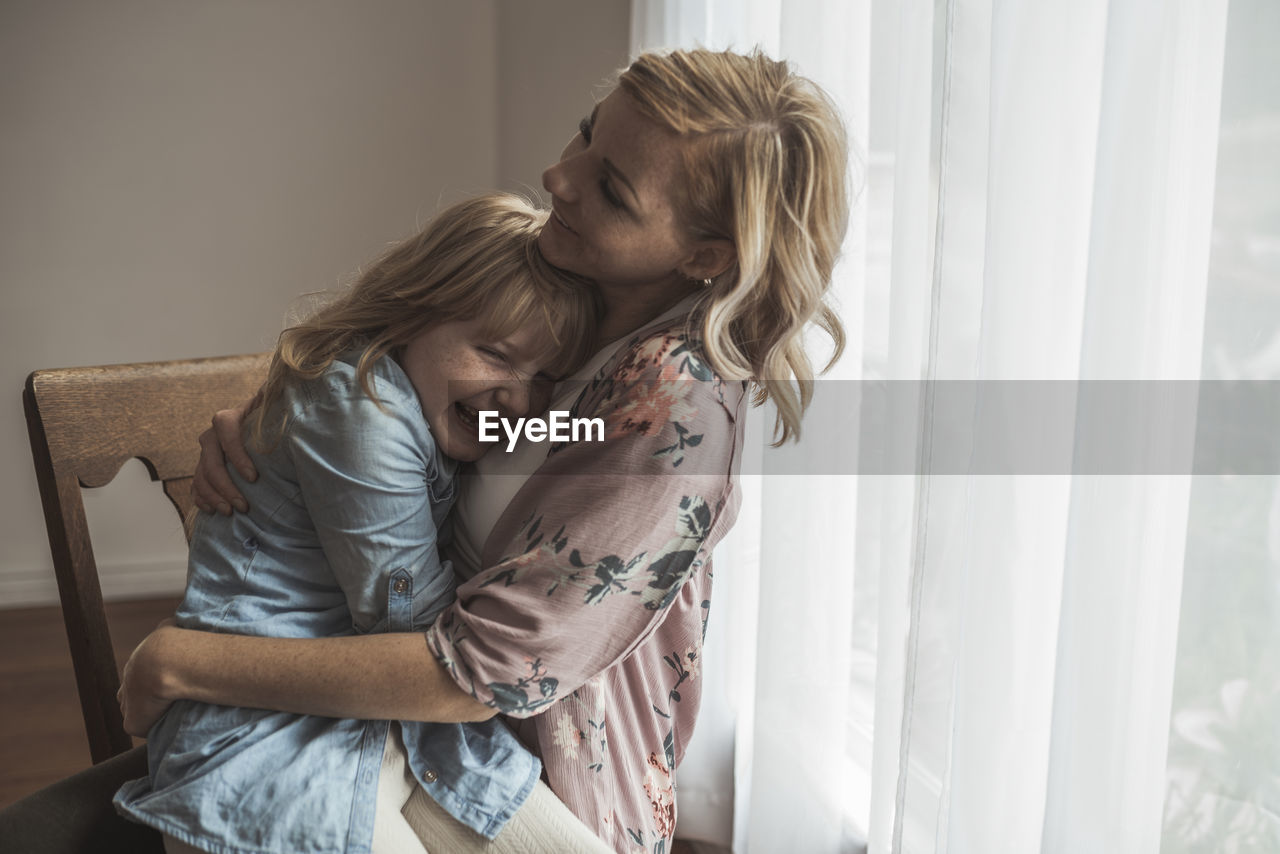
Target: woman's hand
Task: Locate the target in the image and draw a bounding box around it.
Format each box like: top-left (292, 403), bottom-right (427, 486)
top-left (117, 620), bottom-right (181, 736)
top-left (192, 396), bottom-right (259, 515)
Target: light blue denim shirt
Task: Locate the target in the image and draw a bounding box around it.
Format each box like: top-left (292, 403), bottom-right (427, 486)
top-left (114, 352), bottom-right (540, 854)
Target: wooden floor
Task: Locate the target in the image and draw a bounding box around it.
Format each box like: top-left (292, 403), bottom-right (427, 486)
top-left (0, 596), bottom-right (180, 808)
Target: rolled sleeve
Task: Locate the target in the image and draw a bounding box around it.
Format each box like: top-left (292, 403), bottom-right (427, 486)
top-left (286, 368), bottom-right (455, 633)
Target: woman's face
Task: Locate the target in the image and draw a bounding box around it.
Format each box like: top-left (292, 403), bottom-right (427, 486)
top-left (538, 90), bottom-right (699, 289)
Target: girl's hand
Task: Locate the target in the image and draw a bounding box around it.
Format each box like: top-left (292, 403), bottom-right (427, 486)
top-left (117, 620), bottom-right (180, 736)
top-left (192, 395), bottom-right (259, 515)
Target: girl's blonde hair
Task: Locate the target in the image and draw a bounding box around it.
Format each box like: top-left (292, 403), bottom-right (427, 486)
top-left (251, 193), bottom-right (600, 444)
top-left (619, 49), bottom-right (849, 444)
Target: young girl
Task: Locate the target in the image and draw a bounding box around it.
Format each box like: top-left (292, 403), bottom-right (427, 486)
top-left (113, 193), bottom-right (605, 853)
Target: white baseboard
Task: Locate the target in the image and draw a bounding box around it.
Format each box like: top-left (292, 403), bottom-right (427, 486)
top-left (0, 557), bottom-right (186, 609)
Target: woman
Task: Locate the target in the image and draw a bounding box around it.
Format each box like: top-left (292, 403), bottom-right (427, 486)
top-left (5, 48), bottom-right (849, 854)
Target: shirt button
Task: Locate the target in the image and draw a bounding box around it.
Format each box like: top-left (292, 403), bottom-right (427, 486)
top-left (392, 578), bottom-right (410, 594)
top-left (423, 769), bottom-right (437, 783)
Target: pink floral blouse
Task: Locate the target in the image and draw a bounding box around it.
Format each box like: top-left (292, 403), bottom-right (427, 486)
top-left (426, 313), bottom-right (746, 853)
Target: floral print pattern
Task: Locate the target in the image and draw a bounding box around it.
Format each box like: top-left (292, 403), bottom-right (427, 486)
top-left (426, 313), bottom-right (745, 853)
top-left (643, 750), bottom-right (676, 840)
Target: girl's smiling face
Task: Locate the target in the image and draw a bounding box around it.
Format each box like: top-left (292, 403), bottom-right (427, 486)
top-left (538, 90), bottom-right (702, 290)
top-left (399, 318), bottom-right (554, 462)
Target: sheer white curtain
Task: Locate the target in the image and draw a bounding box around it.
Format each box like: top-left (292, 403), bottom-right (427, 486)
top-left (632, 1), bottom-right (1278, 853)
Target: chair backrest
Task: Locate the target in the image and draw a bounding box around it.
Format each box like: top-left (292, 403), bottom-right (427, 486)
top-left (23, 353), bottom-right (269, 763)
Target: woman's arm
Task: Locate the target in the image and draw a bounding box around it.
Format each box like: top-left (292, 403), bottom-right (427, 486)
top-left (118, 626), bottom-right (493, 735)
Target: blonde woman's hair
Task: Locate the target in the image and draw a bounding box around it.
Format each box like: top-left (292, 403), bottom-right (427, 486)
top-left (619, 48), bottom-right (849, 444)
top-left (250, 193), bottom-right (600, 444)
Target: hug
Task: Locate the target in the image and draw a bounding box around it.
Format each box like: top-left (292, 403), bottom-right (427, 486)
top-left (5, 46), bottom-right (848, 854)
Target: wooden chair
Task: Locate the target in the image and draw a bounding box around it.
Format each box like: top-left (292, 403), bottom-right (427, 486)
top-left (23, 353), bottom-right (269, 764)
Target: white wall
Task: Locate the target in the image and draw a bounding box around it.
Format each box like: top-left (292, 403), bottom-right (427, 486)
top-left (1, 0), bottom-right (629, 606)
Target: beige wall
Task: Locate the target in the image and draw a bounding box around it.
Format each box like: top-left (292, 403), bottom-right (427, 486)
top-left (497, 0), bottom-right (631, 197)
top-left (1, 0), bottom-right (629, 606)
